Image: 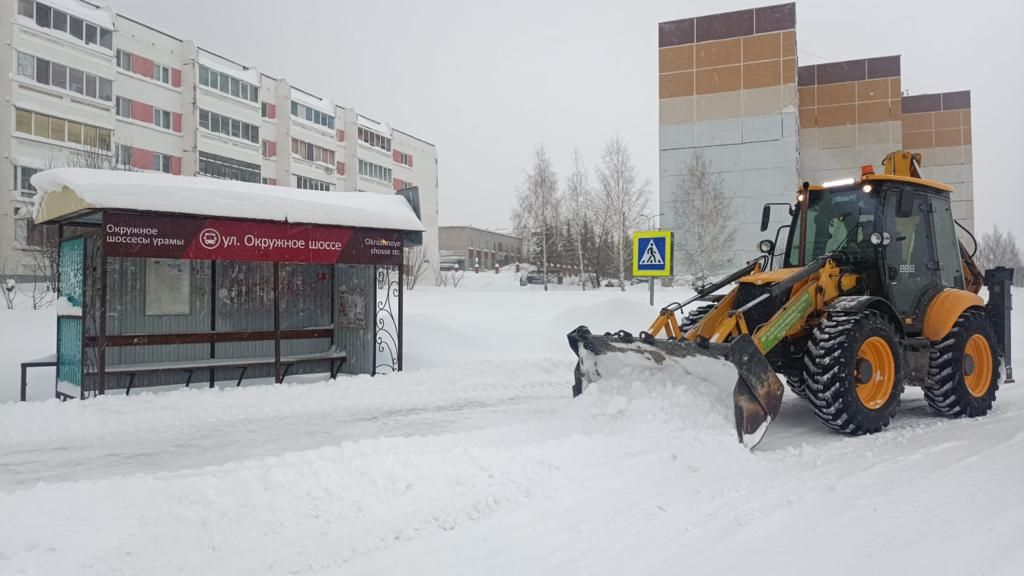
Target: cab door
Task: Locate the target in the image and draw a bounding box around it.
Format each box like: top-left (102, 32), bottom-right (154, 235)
top-left (882, 187), bottom-right (942, 328)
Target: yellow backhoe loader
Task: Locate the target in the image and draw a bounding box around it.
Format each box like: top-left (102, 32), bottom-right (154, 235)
top-left (568, 151), bottom-right (1014, 448)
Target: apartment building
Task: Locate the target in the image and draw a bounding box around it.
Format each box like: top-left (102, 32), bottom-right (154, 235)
top-left (658, 2), bottom-right (974, 269)
top-left (0, 0), bottom-right (439, 281)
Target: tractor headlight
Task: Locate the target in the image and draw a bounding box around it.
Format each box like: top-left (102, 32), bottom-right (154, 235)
top-left (882, 232), bottom-right (892, 246)
top-left (758, 239), bottom-right (774, 254)
top-left (870, 232), bottom-right (883, 245)
top-left (862, 183), bottom-right (873, 193)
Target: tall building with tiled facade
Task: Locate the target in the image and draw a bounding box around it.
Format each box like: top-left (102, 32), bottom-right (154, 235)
top-left (659, 3), bottom-right (799, 266)
top-left (0, 0), bottom-right (439, 282)
top-left (660, 2), bottom-right (975, 270)
top-left (900, 91), bottom-right (974, 227)
top-left (798, 56), bottom-right (902, 185)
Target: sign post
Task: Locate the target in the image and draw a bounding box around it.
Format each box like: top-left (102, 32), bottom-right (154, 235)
top-left (632, 230), bottom-right (673, 307)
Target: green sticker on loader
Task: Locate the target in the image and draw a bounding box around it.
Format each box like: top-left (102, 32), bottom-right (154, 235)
top-left (757, 291), bottom-right (813, 351)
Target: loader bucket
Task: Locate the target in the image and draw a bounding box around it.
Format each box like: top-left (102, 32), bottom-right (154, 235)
top-left (567, 327), bottom-right (785, 449)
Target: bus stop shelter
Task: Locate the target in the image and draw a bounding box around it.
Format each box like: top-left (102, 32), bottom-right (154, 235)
top-left (30, 168), bottom-right (424, 399)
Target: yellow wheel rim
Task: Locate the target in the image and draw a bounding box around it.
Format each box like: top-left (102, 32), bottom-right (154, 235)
top-left (855, 336), bottom-right (896, 409)
top-left (963, 334), bottom-right (993, 398)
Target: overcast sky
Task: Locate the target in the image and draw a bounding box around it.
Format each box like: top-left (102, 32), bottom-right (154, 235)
top-left (115, 0), bottom-right (1024, 240)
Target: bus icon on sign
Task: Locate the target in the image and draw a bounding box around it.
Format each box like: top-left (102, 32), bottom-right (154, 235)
top-left (199, 228), bottom-right (222, 249)
top-left (632, 230), bottom-right (673, 278)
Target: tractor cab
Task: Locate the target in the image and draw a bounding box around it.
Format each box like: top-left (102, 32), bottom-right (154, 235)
top-left (759, 168), bottom-right (969, 335)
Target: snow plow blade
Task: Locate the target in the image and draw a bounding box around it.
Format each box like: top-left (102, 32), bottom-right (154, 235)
top-left (567, 327), bottom-right (784, 449)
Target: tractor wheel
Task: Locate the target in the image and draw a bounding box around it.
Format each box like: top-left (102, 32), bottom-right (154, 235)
top-left (781, 365), bottom-right (808, 399)
top-left (923, 311), bottom-right (1000, 417)
top-left (679, 303), bottom-right (716, 334)
top-left (802, 310), bottom-right (905, 435)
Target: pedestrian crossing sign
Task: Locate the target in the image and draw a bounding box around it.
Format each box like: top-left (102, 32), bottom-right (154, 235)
top-left (632, 231), bottom-right (673, 277)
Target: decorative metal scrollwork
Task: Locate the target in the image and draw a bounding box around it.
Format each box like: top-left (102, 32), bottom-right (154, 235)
top-left (373, 265), bottom-right (401, 374)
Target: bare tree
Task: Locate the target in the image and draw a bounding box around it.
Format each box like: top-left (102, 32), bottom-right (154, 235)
top-left (403, 245), bottom-right (429, 290)
top-left (564, 149), bottom-right (591, 290)
top-left (513, 146), bottom-right (559, 292)
top-left (976, 226), bottom-right (1023, 287)
top-left (1, 267), bottom-right (16, 310)
top-left (12, 143), bottom-right (138, 300)
top-left (595, 136), bottom-right (650, 290)
top-left (674, 150), bottom-right (737, 287)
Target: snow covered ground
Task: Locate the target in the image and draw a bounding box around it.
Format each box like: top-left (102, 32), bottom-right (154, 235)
top-left (1, 279), bottom-right (1022, 575)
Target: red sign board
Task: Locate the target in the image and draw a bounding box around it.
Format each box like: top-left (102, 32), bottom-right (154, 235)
top-left (103, 212), bottom-right (403, 265)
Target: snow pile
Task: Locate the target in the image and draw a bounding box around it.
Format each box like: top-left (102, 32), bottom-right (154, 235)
top-left (0, 308), bottom-right (55, 402)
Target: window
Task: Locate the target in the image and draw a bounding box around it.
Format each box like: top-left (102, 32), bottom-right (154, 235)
top-left (68, 68), bottom-right (84, 93)
top-left (358, 127), bottom-right (391, 152)
top-left (153, 108), bottom-right (172, 130)
top-left (69, 16), bottom-right (83, 40)
top-left (17, 52), bottom-right (112, 101)
top-left (296, 175), bottom-right (333, 191)
top-left (35, 57), bottom-right (49, 84)
top-left (154, 153), bottom-right (172, 174)
top-left (15, 109), bottom-right (32, 134)
top-left (15, 108), bottom-right (111, 150)
top-left (50, 117), bottom-right (66, 141)
top-left (20, 2), bottom-right (111, 50)
top-left (115, 144), bottom-right (132, 167)
top-left (16, 219), bottom-right (57, 248)
top-left (198, 151), bottom-right (261, 183)
top-left (98, 77), bottom-right (112, 102)
top-left (17, 53), bottom-right (34, 78)
top-left (52, 9), bottom-right (66, 32)
top-left (198, 109), bottom-right (258, 143)
top-left (290, 138), bottom-right (335, 165)
top-left (116, 49), bottom-right (132, 72)
top-left (291, 101), bottom-right (335, 129)
top-left (35, 3), bottom-right (50, 27)
top-left (118, 50), bottom-right (173, 85)
top-left (358, 159), bottom-right (392, 183)
top-left (66, 121), bottom-right (82, 144)
top-left (395, 151), bottom-right (413, 166)
top-left (50, 62), bottom-right (67, 89)
top-left (33, 113), bottom-right (49, 138)
top-left (198, 65), bottom-right (258, 102)
top-left (15, 166), bottom-right (40, 197)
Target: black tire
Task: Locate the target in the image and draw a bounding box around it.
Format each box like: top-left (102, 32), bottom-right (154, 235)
top-left (679, 303), bottom-right (716, 333)
top-left (802, 310), bottom-right (905, 435)
top-left (924, 311), bottom-right (1000, 417)
top-left (781, 365), bottom-right (808, 399)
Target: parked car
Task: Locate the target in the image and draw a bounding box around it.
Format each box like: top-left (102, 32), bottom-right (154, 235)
top-left (520, 270), bottom-right (551, 286)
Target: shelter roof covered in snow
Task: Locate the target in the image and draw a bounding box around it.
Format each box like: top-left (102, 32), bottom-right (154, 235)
top-left (31, 168), bottom-right (425, 232)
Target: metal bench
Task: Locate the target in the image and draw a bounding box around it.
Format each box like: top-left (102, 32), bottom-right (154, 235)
top-left (20, 354), bottom-right (58, 402)
top-left (87, 347), bottom-right (347, 395)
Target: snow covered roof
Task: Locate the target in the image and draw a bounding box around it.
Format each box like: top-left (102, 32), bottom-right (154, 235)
top-left (357, 115), bottom-right (392, 136)
top-left (291, 88), bottom-right (335, 115)
top-left (31, 168), bottom-right (425, 232)
top-left (197, 51), bottom-right (261, 85)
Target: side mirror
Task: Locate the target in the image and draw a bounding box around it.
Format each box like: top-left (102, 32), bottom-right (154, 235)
top-left (760, 204), bottom-right (771, 232)
top-left (896, 187), bottom-right (914, 218)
